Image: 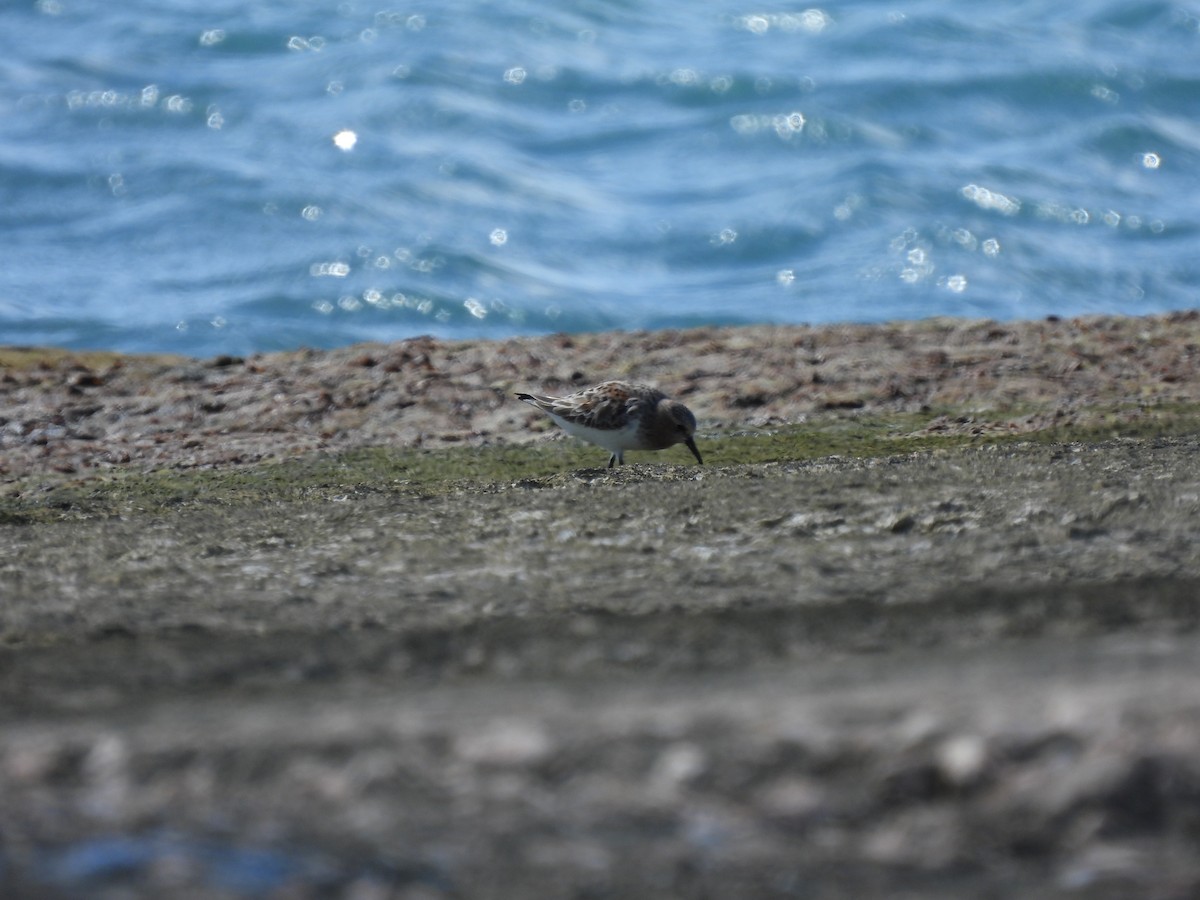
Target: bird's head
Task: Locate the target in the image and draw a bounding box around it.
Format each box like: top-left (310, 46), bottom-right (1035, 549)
top-left (663, 400), bottom-right (703, 464)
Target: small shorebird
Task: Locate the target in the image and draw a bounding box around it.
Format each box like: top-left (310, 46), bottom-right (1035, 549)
top-left (515, 380), bottom-right (703, 468)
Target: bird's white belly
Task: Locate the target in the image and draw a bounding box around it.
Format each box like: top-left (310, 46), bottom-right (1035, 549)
top-left (551, 415), bottom-right (642, 453)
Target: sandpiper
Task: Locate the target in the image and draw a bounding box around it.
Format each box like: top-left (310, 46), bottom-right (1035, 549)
top-left (515, 380), bottom-right (703, 468)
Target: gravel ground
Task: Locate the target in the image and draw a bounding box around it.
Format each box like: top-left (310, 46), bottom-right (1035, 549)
top-left (2, 313), bottom-right (1200, 898)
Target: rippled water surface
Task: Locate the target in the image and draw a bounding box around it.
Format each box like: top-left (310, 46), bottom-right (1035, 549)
top-left (3, 1), bottom-right (1198, 355)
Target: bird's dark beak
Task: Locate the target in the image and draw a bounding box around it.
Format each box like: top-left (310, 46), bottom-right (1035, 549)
top-left (685, 436), bottom-right (703, 465)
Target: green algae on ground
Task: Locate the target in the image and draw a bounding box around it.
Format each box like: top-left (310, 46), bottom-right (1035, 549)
top-left (5, 402), bottom-right (1200, 526)
top-left (5, 412), bottom-right (949, 525)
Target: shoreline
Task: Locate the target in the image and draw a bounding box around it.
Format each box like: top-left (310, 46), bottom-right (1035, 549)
top-left (2, 309), bottom-right (1199, 481)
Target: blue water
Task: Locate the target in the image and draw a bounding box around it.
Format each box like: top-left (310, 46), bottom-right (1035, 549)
top-left (23, 831), bottom-right (442, 895)
top-left (3, 1), bottom-right (1198, 356)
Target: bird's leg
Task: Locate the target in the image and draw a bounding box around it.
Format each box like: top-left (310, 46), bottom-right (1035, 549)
top-left (607, 453), bottom-right (617, 468)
